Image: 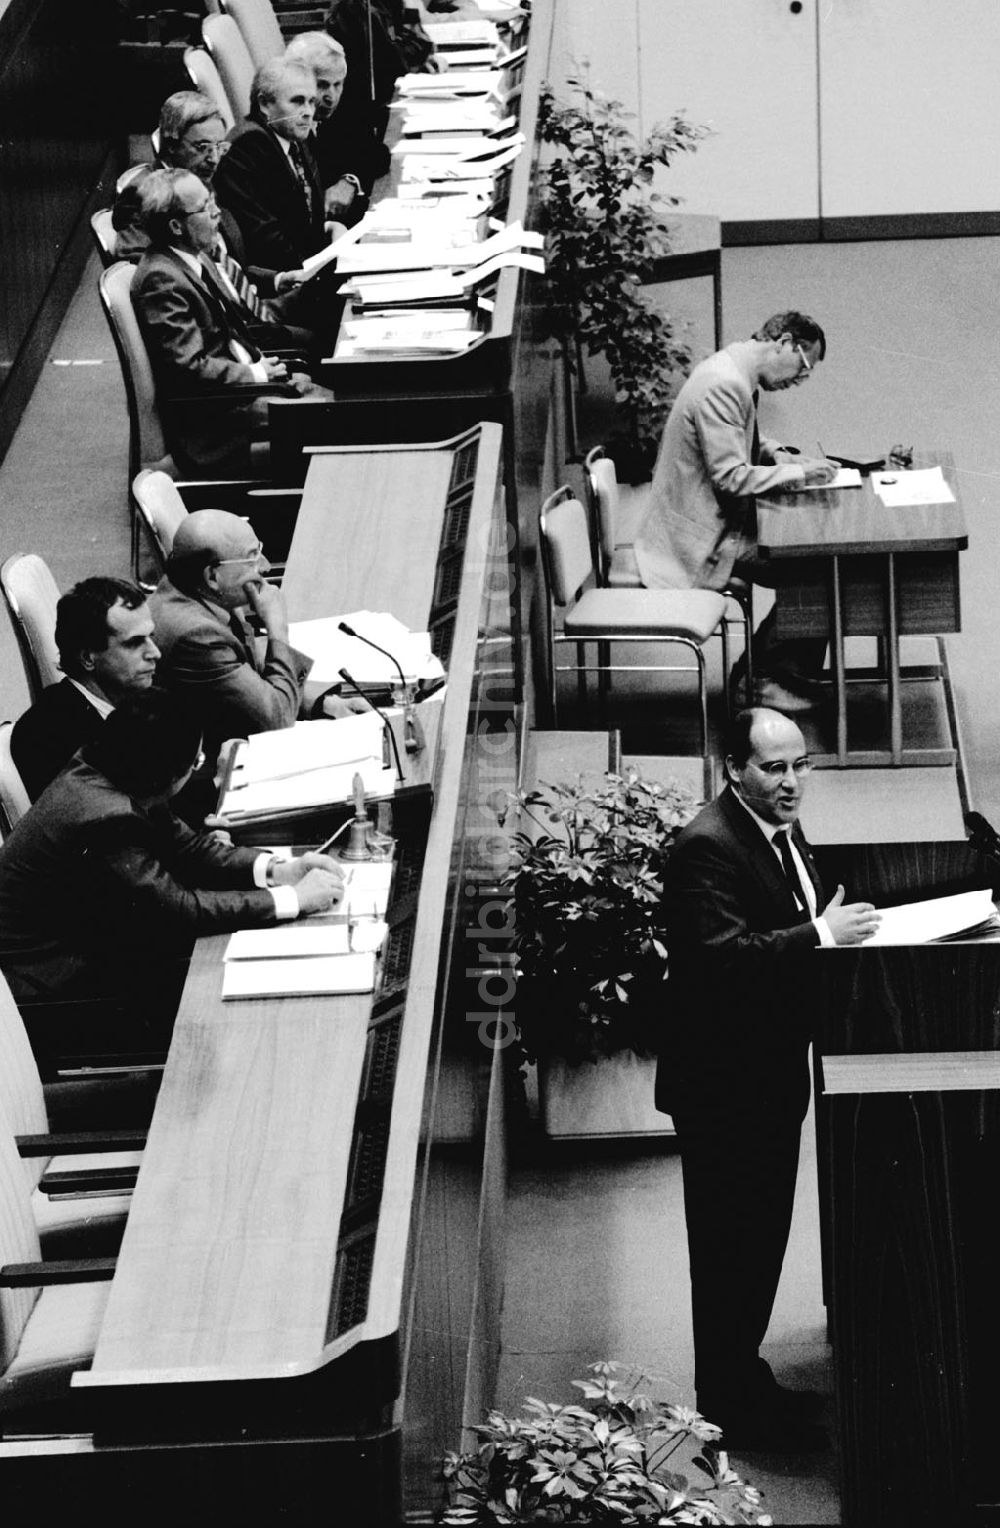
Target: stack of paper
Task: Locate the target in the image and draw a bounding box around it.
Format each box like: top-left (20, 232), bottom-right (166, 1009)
top-left (424, 20), bottom-right (501, 47)
top-left (287, 610), bottom-right (446, 688)
top-left (871, 466), bottom-right (956, 507)
top-left (846, 888), bottom-right (1000, 946)
top-left (219, 711), bottom-right (396, 820)
top-left (222, 950), bottom-right (376, 999)
top-left (397, 70), bottom-right (504, 98)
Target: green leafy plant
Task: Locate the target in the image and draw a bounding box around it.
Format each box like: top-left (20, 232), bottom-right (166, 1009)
top-left (440, 1360), bottom-right (771, 1525)
top-left (536, 69), bottom-right (708, 473)
top-left (499, 772), bottom-right (701, 1066)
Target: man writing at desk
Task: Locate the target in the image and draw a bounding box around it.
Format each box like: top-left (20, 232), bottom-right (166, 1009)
top-left (658, 707), bottom-right (880, 1452)
top-left (634, 311), bottom-right (838, 714)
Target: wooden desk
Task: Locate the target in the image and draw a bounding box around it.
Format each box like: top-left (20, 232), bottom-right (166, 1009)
top-left (67, 425), bottom-right (509, 1521)
top-left (757, 454), bottom-right (967, 767)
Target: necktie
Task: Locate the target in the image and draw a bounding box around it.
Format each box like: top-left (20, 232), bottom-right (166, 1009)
top-left (229, 610), bottom-right (261, 672)
top-left (216, 243), bottom-right (272, 323)
top-left (289, 141), bottom-right (316, 219)
top-left (776, 828), bottom-right (809, 914)
top-left (751, 388), bottom-right (761, 464)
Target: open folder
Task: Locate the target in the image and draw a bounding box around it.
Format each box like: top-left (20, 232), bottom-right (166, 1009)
top-left (846, 888), bottom-right (1000, 947)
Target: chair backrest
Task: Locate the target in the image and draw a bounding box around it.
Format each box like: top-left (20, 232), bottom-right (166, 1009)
top-left (0, 555), bottom-right (61, 705)
top-left (98, 261), bottom-right (175, 486)
top-left (115, 163), bottom-right (149, 194)
top-left (0, 723), bottom-right (30, 839)
top-left (0, 972), bottom-right (48, 1193)
top-left (132, 470), bottom-right (190, 572)
top-left (202, 13), bottom-right (255, 123)
top-left (583, 444), bottom-right (620, 578)
top-left (0, 1119), bottom-right (42, 1375)
top-left (89, 209), bottom-right (118, 269)
top-left (538, 487), bottom-right (594, 608)
top-left (183, 46), bottom-right (236, 132)
top-left (223, 0), bottom-right (284, 69)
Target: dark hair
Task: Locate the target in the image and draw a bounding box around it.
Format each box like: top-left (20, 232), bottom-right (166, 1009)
top-left (55, 577), bottom-right (147, 679)
top-left (723, 708), bottom-right (770, 772)
top-left (87, 688), bottom-right (203, 796)
top-left (753, 311), bottom-right (827, 361)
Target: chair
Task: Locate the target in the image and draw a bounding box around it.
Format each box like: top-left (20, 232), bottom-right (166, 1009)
top-left (0, 555), bottom-right (61, 705)
top-left (0, 724), bottom-right (30, 838)
top-left (538, 486), bottom-right (727, 762)
top-left (183, 46), bottom-right (236, 132)
top-left (0, 1120), bottom-right (114, 1426)
top-left (131, 469), bottom-right (293, 585)
top-left (583, 444), bottom-right (755, 703)
top-left (89, 209), bottom-right (117, 268)
top-left (0, 975), bottom-right (142, 1257)
top-left (223, 0), bottom-right (284, 68)
top-left (131, 469), bottom-right (190, 576)
top-left (202, 12), bottom-right (256, 123)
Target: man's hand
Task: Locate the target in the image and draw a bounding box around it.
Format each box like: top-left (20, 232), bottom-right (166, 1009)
top-left (823, 884), bottom-right (881, 945)
top-left (290, 866), bottom-right (348, 915)
top-left (325, 178), bottom-right (358, 216)
top-left (799, 456), bottom-right (838, 486)
top-left (274, 269), bottom-right (306, 293)
top-left (262, 355), bottom-right (289, 382)
top-left (244, 579), bottom-right (289, 642)
top-left (322, 691), bottom-right (372, 719)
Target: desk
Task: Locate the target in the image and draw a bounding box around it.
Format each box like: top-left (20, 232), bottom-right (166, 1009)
top-left (64, 425), bottom-right (512, 1521)
top-left (757, 453), bottom-right (967, 767)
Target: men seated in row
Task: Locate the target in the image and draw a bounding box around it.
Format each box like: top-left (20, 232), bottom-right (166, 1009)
top-left (0, 690), bottom-right (346, 1045)
top-left (130, 166), bottom-right (333, 475)
top-left (11, 577), bottom-right (158, 802)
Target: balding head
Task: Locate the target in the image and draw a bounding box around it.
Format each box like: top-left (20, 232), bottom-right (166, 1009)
top-left (167, 511), bottom-right (267, 608)
top-left (724, 707), bottom-right (812, 827)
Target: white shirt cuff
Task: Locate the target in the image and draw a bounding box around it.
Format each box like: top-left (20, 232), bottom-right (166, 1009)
top-left (269, 885), bottom-right (300, 920)
top-left (249, 360), bottom-right (269, 384)
top-left (814, 915), bottom-right (835, 948)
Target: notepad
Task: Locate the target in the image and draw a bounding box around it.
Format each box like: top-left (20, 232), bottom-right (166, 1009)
top-left (225, 924), bottom-right (351, 960)
top-left (222, 951), bottom-right (376, 999)
top-left (793, 467), bottom-right (863, 492)
top-left (872, 466), bottom-right (956, 507)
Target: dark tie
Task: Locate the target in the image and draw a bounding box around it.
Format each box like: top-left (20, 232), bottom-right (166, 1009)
top-left (751, 388), bottom-right (761, 464)
top-left (289, 141), bottom-right (316, 219)
top-left (215, 241), bottom-right (272, 322)
top-left (229, 610), bottom-right (261, 672)
top-left (776, 828), bottom-right (809, 914)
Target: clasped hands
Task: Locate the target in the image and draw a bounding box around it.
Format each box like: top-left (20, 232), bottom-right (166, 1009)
top-left (271, 851), bottom-right (347, 916)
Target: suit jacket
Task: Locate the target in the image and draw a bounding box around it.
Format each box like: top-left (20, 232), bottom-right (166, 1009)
top-left (0, 754), bottom-right (277, 1006)
top-left (634, 345), bottom-right (809, 591)
top-left (132, 246), bottom-right (275, 474)
top-left (149, 579), bottom-right (312, 772)
top-left (656, 785), bottom-right (826, 1122)
top-left (215, 119), bottom-right (328, 273)
top-left (10, 679), bottom-right (107, 803)
top-left (113, 171), bottom-right (280, 294)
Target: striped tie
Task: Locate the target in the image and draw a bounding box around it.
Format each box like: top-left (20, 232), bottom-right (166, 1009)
top-left (289, 141), bottom-right (317, 219)
top-left (216, 245), bottom-right (273, 322)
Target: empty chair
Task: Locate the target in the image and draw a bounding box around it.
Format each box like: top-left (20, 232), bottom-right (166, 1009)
top-left (223, 0), bottom-right (284, 68)
top-left (584, 444), bottom-right (754, 703)
top-left (0, 1120), bottom-right (114, 1427)
top-left (202, 12), bottom-right (256, 122)
top-left (183, 46), bottom-right (236, 132)
top-left (0, 555), bottom-right (61, 705)
top-left (131, 469), bottom-right (190, 577)
top-left (0, 974), bottom-right (141, 1256)
top-left (89, 209), bottom-right (118, 268)
top-left (0, 724), bottom-right (30, 838)
top-left (538, 486), bottom-right (727, 763)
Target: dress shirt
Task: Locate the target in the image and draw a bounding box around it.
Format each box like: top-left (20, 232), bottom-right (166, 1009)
top-left (171, 247), bottom-right (269, 383)
top-left (251, 851), bottom-right (298, 919)
top-left (68, 680), bottom-right (114, 720)
top-left (733, 793), bottom-right (834, 947)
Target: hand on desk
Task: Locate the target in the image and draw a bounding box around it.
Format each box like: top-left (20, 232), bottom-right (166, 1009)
top-left (823, 884), bottom-right (881, 945)
top-left (321, 691), bottom-right (372, 719)
top-left (799, 455), bottom-right (839, 486)
top-left (271, 853), bottom-right (347, 915)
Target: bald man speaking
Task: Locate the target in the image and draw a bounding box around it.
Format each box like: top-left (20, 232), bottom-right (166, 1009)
top-left (149, 510), bottom-right (312, 782)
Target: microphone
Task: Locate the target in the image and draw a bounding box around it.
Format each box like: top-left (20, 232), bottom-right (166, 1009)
top-left (338, 667), bottom-right (405, 782)
top-left (338, 621), bottom-right (425, 753)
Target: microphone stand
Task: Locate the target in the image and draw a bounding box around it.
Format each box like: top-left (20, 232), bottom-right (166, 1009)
top-left (338, 621), bottom-right (426, 753)
top-left (338, 666), bottom-right (406, 782)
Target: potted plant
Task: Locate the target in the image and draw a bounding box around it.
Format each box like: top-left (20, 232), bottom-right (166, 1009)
top-left (440, 1360), bottom-right (771, 1524)
top-left (499, 771), bottom-right (701, 1138)
top-left (536, 69), bottom-right (707, 480)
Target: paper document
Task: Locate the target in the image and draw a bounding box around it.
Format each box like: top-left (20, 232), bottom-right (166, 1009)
top-left (220, 758), bottom-right (396, 820)
top-left (872, 466), bottom-right (955, 507)
top-left (222, 951), bottom-right (376, 1000)
top-left (299, 213), bottom-right (377, 278)
top-left (795, 467), bottom-right (863, 492)
top-left (424, 21), bottom-right (500, 45)
top-left (287, 611), bottom-right (446, 688)
top-left (854, 888), bottom-right (1000, 946)
top-left (225, 925), bottom-right (351, 960)
top-left (230, 714), bottom-right (385, 785)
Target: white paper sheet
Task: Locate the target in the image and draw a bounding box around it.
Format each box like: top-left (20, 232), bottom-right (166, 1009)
top-left (871, 466), bottom-right (956, 506)
top-left (221, 951), bottom-right (376, 999)
top-left (853, 888), bottom-right (999, 946)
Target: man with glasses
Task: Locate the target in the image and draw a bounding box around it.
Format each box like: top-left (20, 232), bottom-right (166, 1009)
top-left (149, 510), bottom-right (315, 812)
top-left (635, 311), bottom-right (838, 712)
top-left (131, 167), bottom-right (332, 475)
top-left (657, 707), bottom-right (879, 1452)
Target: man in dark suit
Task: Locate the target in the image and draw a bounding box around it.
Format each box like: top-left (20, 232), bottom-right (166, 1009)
top-left (659, 707), bottom-right (880, 1451)
top-left (285, 32), bottom-right (384, 221)
top-left (131, 166), bottom-right (331, 475)
top-left (11, 577), bottom-right (159, 802)
top-left (0, 690), bottom-right (345, 1042)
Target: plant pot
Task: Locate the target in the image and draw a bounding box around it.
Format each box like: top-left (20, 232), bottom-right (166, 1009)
top-left (538, 1051), bottom-right (674, 1139)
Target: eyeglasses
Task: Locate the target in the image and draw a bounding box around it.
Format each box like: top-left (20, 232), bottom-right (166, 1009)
top-left (755, 757), bottom-right (814, 780)
top-left (181, 195), bottom-right (218, 219)
top-left (794, 343), bottom-right (813, 376)
top-left (214, 544), bottom-right (265, 567)
top-left (184, 138), bottom-right (230, 158)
